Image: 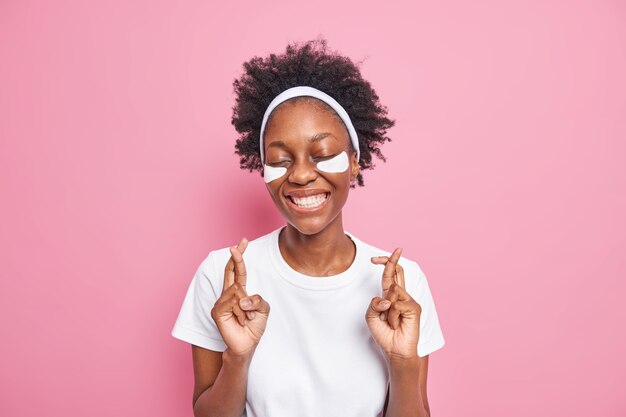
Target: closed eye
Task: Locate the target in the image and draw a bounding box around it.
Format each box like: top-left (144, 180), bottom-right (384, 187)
top-left (313, 154), bottom-right (338, 162)
top-left (268, 160), bottom-right (291, 167)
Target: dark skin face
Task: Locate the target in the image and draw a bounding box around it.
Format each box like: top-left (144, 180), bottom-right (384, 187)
top-left (262, 97), bottom-right (360, 276)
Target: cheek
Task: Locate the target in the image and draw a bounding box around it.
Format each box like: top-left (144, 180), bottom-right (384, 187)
top-left (316, 151), bottom-right (349, 174)
top-left (326, 172), bottom-right (352, 204)
top-left (265, 182), bottom-right (284, 206)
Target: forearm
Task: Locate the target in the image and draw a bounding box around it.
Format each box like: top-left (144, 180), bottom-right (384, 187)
top-left (193, 348), bottom-right (253, 417)
top-left (385, 355), bottom-right (429, 417)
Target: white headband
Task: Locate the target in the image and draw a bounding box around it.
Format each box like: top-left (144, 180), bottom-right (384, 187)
top-left (259, 86), bottom-right (360, 163)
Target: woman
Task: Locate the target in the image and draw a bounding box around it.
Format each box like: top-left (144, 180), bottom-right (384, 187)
top-left (172, 38), bottom-right (445, 417)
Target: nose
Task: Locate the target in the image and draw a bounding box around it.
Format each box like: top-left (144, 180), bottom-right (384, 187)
top-left (288, 157), bottom-right (318, 185)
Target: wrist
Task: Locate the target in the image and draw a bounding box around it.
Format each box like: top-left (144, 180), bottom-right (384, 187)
top-left (223, 347), bottom-right (256, 367)
top-left (385, 352), bottom-right (421, 370)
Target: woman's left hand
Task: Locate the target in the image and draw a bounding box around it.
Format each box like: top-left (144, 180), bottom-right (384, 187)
top-left (365, 247), bottom-right (422, 361)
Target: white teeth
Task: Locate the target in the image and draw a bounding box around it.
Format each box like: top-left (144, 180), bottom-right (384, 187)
top-left (290, 193), bottom-right (328, 208)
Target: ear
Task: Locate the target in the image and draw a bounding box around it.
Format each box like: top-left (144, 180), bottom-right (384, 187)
top-left (349, 151), bottom-right (359, 181)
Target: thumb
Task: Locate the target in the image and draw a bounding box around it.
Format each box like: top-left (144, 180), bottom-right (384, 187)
top-left (366, 297), bottom-right (391, 321)
top-left (241, 294), bottom-right (271, 315)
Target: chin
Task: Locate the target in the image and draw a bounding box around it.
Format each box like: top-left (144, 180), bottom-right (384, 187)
top-left (286, 222), bottom-right (326, 236)
top-left (282, 212), bottom-right (342, 237)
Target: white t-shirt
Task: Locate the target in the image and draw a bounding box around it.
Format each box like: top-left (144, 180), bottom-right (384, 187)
top-left (172, 226), bottom-right (445, 417)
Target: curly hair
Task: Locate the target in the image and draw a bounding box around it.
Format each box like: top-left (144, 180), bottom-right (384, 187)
top-left (231, 36), bottom-right (395, 187)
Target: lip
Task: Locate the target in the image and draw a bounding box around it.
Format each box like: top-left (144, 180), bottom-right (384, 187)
top-left (284, 191), bottom-right (331, 213)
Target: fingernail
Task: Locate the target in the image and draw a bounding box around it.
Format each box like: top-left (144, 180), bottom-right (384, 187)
top-left (381, 312), bottom-right (387, 321)
top-left (240, 298), bottom-right (251, 308)
top-left (380, 300), bottom-right (391, 308)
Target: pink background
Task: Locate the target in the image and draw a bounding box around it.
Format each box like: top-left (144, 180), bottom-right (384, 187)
top-left (1, 0), bottom-right (624, 416)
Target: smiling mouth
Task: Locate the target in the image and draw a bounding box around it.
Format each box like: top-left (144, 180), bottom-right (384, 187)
top-left (286, 192), bottom-right (330, 210)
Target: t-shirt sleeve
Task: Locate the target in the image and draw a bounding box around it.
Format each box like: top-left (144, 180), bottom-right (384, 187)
top-left (171, 251), bottom-right (227, 352)
top-left (405, 260), bottom-right (445, 357)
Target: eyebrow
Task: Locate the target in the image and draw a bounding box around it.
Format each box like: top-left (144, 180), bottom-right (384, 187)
top-left (267, 132), bottom-right (336, 149)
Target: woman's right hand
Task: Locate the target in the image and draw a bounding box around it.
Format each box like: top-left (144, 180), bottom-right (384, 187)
top-left (211, 237), bottom-right (271, 358)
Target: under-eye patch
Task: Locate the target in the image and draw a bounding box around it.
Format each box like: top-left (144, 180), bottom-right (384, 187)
top-left (316, 151), bottom-right (349, 173)
top-left (263, 165), bottom-right (287, 183)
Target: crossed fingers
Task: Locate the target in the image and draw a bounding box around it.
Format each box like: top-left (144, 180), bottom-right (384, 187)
top-left (371, 247), bottom-right (412, 328)
top-left (371, 247), bottom-right (406, 295)
top-left (221, 237), bottom-right (251, 325)
top-left (222, 237), bottom-right (249, 292)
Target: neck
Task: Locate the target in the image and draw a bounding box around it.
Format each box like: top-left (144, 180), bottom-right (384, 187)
top-left (279, 213), bottom-right (355, 277)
